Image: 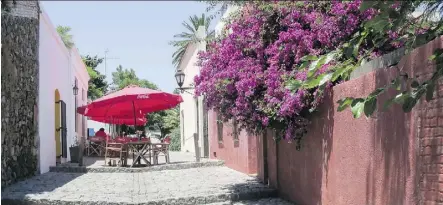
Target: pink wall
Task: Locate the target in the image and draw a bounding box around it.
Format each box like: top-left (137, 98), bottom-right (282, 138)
top-left (209, 110), bottom-right (258, 174)
top-left (258, 37), bottom-right (443, 205)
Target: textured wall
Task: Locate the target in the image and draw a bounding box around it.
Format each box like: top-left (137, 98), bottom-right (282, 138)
top-left (208, 110), bottom-right (258, 174)
top-left (1, 1), bottom-right (40, 187)
top-left (259, 37), bottom-right (443, 205)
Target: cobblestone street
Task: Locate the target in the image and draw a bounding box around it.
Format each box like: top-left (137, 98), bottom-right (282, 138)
top-left (2, 166), bottom-right (293, 205)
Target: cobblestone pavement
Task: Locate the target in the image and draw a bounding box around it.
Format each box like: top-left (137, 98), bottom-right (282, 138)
top-left (1, 166), bottom-right (291, 205)
top-left (50, 152), bottom-right (224, 173)
top-left (79, 151), bottom-right (218, 168)
top-left (208, 198), bottom-right (294, 205)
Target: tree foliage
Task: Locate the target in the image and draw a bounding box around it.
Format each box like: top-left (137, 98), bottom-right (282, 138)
top-left (146, 108), bottom-right (179, 139)
top-left (168, 127), bottom-right (181, 151)
top-left (82, 55), bottom-right (108, 100)
top-left (56, 25), bottom-right (74, 49)
top-left (111, 65), bottom-right (158, 90)
top-left (170, 14), bottom-right (215, 68)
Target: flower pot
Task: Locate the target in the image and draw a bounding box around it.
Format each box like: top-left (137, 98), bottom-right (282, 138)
top-left (69, 146), bottom-right (79, 163)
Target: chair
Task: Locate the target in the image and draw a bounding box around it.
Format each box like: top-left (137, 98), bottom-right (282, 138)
top-left (104, 137), bottom-right (127, 167)
top-left (152, 142), bottom-right (170, 165)
top-left (87, 137), bottom-right (105, 156)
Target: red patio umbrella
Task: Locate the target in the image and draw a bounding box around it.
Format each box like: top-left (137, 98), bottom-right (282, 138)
top-left (89, 116), bottom-right (147, 126)
top-left (77, 85), bottom-right (183, 126)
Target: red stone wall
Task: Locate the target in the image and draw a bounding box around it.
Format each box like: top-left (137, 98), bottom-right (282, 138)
top-left (208, 110), bottom-right (258, 174)
top-left (258, 37), bottom-right (443, 205)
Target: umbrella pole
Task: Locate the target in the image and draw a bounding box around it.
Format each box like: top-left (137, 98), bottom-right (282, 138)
top-left (132, 101), bottom-right (138, 140)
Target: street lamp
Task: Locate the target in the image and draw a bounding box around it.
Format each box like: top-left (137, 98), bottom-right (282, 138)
top-left (174, 69), bottom-right (194, 94)
top-left (73, 83), bottom-right (79, 96)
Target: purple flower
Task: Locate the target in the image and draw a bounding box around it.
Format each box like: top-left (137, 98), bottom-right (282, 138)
top-left (193, 0), bottom-right (412, 142)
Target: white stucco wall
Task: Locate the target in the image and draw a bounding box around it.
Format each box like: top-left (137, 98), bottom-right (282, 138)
top-left (179, 26), bottom-right (206, 154)
top-left (72, 48), bottom-right (89, 141)
top-left (178, 6), bottom-right (239, 155)
top-left (38, 8), bottom-right (88, 173)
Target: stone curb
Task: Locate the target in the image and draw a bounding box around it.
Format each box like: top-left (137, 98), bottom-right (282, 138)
top-left (1, 189), bottom-right (277, 205)
top-left (48, 161), bottom-right (225, 173)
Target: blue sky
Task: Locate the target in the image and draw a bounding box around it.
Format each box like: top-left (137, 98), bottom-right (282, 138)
top-left (41, 1), bottom-right (216, 93)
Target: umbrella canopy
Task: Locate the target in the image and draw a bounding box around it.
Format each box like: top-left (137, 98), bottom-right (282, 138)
top-left (89, 116), bottom-right (147, 126)
top-left (78, 85), bottom-right (183, 118)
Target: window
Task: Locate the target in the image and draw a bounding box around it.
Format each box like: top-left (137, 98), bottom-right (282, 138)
top-left (74, 78), bottom-right (78, 133)
top-left (217, 113), bottom-right (223, 142)
top-left (232, 118), bottom-right (239, 141)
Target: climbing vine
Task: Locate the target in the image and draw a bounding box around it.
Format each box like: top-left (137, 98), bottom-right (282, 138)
top-left (286, 1), bottom-right (443, 118)
top-left (195, 0), bottom-right (442, 149)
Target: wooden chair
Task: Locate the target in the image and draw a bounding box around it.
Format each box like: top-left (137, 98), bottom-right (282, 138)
top-left (152, 143), bottom-right (170, 165)
top-left (87, 137), bottom-right (105, 156)
top-left (104, 138), bottom-right (127, 167)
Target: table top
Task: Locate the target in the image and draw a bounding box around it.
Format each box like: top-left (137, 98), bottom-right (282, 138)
top-left (126, 141), bottom-right (169, 146)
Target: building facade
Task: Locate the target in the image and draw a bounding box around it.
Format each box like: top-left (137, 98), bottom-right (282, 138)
top-left (178, 26), bottom-right (208, 155)
top-left (38, 6), bottom-right (89, 174)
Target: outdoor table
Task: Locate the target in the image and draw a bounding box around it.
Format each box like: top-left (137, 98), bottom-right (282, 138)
top-left (127, 141), bottom-right (151, 167)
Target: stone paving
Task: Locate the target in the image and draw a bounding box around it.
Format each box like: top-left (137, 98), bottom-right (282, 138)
top-left (1, 166), bottom-right (291, 205)
top-left (50, 151), bottom-right (224, 173)
top-left (208, 198), bottom-right (294, 205)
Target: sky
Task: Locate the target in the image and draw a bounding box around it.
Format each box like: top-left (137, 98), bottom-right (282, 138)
top-left (41, 1), bottom-right (217, 93)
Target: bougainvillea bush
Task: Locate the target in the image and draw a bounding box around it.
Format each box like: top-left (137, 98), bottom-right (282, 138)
top-left (194, 0), bottom-right (440, 148)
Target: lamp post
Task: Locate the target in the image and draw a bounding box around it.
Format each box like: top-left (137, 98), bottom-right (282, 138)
top-left (174, 69), bottom-right (194, 94)
top-left (174, 69), bottom-right (201, 162)
top-left (72, 83), bottom-right (83, 166)
top-left (73, 83), bottom-right (79, 96)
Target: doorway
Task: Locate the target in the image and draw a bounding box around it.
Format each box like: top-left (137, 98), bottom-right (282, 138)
top-left (54, 90), bottom-right (61, 159)
top-left (55, 90), bottom-right (68, 163)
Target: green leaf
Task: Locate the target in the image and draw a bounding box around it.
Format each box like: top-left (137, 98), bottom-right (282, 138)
top-left (360, 1), bottom-right (377, 11)
top-left (393, 92), bottom-right (409, 104)
top-left (308, 52), bottom-right (336, 77)
top-left (299, 61), bottom-right (310, 70)
top-left (351, 98), bottom-right (365, 118)
top-left (365, 15), bottom-right (390, 32)
top-left (337, 97), bottom-right (354, 112)
top-left (368, 87), bottom-right (385, 98)
top-left (285, 80), bottom-right (303, 91)
top-left (426, 82), bottom-right (435, 102)
top-left (411, 80), bottom-right (419, 88)
top-left (364, 97), bottom-right (377, 117)
top-left (332, 65), bottom-right (351, 82)
top-left (402, 96), bottom-right (417, 113)
top-left (301, 55), bottom-right (318, 62)
top-left (383, 98), bottom-right (395, 111)
top-left (353, 31), bottom-right (368, 57)
top-left (391, 78), bottom-right (401, 90)
top-left (429, 48), bottom-right (443, 61)
top-left (319, 73), bottom-right (333, 86)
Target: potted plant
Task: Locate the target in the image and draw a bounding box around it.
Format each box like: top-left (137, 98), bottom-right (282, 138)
top-left (69, 136), bottom-right (79, 163)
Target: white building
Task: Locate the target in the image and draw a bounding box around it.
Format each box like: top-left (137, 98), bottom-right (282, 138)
top-left (178, 5), bottom-right (239, 156)
top-left (177, 26), bottom-right (207, 155)
top-left (38, 6), bottom-right (89, 174)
